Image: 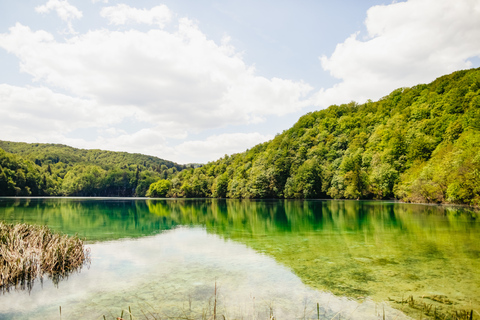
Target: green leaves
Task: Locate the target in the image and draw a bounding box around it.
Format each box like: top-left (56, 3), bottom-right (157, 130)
top-left (0, 142), bottom-right (187, 197)
top-left (149, 68), bottom-right (480, 205)
top-left (147, 179), bottom-right (171, 197)
top-left (395, 130), bottom-right (480, 206)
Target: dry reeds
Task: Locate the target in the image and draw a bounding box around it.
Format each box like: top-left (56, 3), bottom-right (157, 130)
top-left (0, 222), bottom-right (90, 291)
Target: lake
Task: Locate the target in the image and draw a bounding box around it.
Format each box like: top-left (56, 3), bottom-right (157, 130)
top-left (0, 198), bottom-right (478, 319)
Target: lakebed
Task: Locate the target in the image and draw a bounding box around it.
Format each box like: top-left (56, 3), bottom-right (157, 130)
top-left (0, 198), bottom-right (478, 319)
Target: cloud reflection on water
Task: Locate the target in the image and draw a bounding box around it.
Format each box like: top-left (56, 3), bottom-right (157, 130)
top-left (0, 227), bottom-right (408, 319)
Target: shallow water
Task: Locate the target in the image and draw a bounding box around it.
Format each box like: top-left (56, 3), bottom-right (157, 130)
top-left (0, 198), bottom-right (478, 319)
top-left (0, 227), bottom-right (408, 319)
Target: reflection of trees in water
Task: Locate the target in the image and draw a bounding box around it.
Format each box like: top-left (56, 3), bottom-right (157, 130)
top-left (0, 198), bottom-right (477, 249)
top-left (1, 198), bottom-right (477, 241)
top-left (146, 199), bottom-right (478, 237)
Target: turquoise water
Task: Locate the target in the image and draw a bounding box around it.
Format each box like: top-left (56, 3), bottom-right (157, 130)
top-left (0, 198), bottom-right (478, 319)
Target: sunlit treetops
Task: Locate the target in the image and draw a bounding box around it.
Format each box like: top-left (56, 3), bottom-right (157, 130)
top-left (148, 68), bottom-right (480, 206)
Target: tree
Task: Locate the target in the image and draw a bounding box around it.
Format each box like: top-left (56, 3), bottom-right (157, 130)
top-left (147, 179), bottom-right (171, 197)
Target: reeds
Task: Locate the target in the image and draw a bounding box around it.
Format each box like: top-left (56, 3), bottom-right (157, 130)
top-left (0, 222), bottom-right (90, 291)
top-left (396, 295), bottom-right (478, 320)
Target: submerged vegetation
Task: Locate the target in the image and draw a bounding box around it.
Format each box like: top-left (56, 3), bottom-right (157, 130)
top-left (148, 68), bottom-right (480, 206)
top-left (0, 142), bottom-right (189, 197)
top-left (0, 222), bottom-right (90, 291)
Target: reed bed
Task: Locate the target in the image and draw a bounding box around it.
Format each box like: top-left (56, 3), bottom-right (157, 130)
top-left (0, 222), bottom-right (90, 291)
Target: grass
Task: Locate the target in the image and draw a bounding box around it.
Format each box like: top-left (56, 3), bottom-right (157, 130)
top-left (102, 300), bottom-right (478, 320)
top-left (0, 222), bottom-right (90, 291)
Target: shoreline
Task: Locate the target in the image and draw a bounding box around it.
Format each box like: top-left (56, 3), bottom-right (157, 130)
top-left (1, 196), bottom-right (478, 210)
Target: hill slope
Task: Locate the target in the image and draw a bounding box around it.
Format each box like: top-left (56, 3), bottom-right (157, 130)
top-left (149, 68), bottom-right (480, 206)
top-left (0, 142), bottom-right (187, 197)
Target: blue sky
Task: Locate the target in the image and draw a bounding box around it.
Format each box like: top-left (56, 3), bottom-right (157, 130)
top-left (1, 0), bottom-right (479, 164)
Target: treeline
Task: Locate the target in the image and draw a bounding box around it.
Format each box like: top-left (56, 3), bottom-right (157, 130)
top-left (0, 142), bottom-right (189, 197)
top-left (148, 68), bottom-right (480, 206)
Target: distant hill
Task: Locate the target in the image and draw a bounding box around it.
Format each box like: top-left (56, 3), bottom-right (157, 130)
top-left (0, 141), bottom-right (184, 171)
top-left (148, 68), bottom-right (480, 206)
top-left (0, 141), bottom-right (188, 197)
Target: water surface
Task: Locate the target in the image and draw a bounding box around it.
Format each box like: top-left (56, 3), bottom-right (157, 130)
top-left (0, 198), bottom-right (478, 319)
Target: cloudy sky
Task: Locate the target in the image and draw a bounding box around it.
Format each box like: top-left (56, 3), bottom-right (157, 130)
top-left (1, 0), bottom-right (479, 164)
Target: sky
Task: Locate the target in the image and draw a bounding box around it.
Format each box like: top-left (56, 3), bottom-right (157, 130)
top-left (1, 0), bottom-right (479, 164)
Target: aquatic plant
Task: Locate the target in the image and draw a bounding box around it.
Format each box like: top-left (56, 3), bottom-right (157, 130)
top-left (101, 299), bottom-right (478, 320)
top-left (0, 222), bottom-right (90, 291)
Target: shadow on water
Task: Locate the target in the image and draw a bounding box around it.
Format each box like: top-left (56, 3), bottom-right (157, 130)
top-left (0, 197), bottom-right (479, 318)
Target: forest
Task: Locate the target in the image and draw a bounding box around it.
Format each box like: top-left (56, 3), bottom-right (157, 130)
top-left (1, 68), bottom-right (479, 206)
top-left (148, 68), bottom-right (480, 206)
top-left (0, 141), bottom-right (189, 197)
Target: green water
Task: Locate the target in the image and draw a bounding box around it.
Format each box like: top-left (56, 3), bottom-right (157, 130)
top-left (0, 198), bottom-right (479, 319)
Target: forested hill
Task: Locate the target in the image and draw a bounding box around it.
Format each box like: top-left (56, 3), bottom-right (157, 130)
top-left (148, 68), bottom-right (480, 206)
top-left (0, 141), bottom-right (188, 197)
top-left (0, 141), bottom-right (184, 170)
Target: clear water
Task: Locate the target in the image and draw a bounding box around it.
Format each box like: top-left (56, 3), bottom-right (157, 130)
top-left (0, 198), bottom-right (479, 319)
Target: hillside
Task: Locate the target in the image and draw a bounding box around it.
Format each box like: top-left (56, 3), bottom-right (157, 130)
top-left (0, 142), bottom-right (188, 197)
top-left (148, 68), bottom-right (480, 206)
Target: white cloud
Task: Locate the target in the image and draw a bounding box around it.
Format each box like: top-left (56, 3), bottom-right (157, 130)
top-left (1, 1), bottom-right (318, 163)
top-left (315, 0), bottom-right (480, 107)
top-left (0, 10), bottom-right (295, 163)
top-left (173, 133), bottom-right (274, 163)
top-left (35, 0), bottom-right (82, 34)
top-left (0, 84), bottom-right (121, 142)
top-left (0, 84), bottom-right (193, 148)
top-left (35, 0), bottom-right (82, 21)
top-left (54, 131), bottom-right (273, 164)
top-left (0, 17), bottom-right (312, 134)
top-left (100, 4), bottom-right (172, 28)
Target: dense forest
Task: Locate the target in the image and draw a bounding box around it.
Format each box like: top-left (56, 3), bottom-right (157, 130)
top-left (148, 68), bottom-right (480, 206)
top-left (1, 68), bottom-right (479, 205)
top-left (0, 142), bottom-right (188, 197)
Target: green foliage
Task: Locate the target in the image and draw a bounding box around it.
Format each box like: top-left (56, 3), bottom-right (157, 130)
top-left (150, 68), bottom-right (480, 205)
top-left (146, 179), bottom-right (171, 197)
top-left (0, 148), bottom-right (43, 196)
top-left (0, 142), bottom-right (188, 197)
top-left (284, 158), bottom-right (323, 199)
top-left (395, 130), bottom-right (480, 206)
